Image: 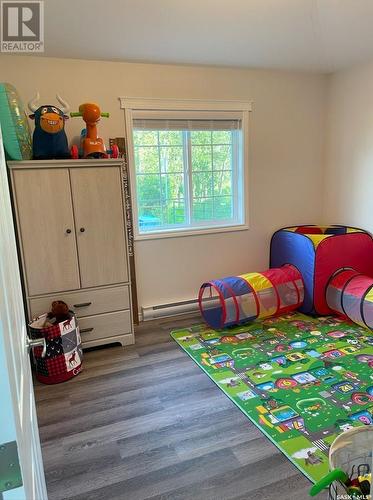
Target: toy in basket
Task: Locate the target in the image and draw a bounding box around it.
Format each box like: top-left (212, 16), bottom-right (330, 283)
top-left (310, 427), bottom-right (372, 499)
top-left (29, 301), bottom-right (83, 384)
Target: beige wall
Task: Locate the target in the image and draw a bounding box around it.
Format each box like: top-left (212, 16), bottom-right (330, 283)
top-left (324, 61), bottom-right (373, 232)
top-left (0, 55), bottom-right (326, 309)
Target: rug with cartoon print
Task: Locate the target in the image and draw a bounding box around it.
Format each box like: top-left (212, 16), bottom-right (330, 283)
top-left (171, 312), bottom-right (373, 483)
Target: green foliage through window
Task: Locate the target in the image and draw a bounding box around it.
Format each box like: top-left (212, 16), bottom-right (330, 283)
top-left (133, 129), bottom-right (242, 233)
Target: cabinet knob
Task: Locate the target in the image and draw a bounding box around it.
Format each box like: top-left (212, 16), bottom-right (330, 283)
top-left (80, 227), bottom-right (85, 233)
top-left (66, 229), bottom-right (72, 234)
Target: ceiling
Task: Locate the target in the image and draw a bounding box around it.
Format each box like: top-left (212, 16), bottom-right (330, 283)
top-left (42, 0), bottom-right (373, 73)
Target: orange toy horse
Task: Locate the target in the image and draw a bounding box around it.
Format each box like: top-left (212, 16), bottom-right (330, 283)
top-left (70, 102), bottom-right (119, 159)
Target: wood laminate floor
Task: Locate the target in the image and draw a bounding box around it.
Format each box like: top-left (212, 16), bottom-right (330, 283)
top-left (34, 315), bottom-right (320, 500)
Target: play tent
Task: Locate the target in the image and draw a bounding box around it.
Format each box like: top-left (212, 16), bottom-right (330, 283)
top-left (199, 225), bottom-right (373, 330)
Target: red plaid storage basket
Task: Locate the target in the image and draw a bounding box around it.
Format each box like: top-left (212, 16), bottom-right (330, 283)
top-left (29, 312), bottom-right (83, 384)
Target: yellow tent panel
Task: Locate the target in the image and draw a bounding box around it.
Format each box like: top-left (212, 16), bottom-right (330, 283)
top-left (307, 234), bottom-right (333, 248)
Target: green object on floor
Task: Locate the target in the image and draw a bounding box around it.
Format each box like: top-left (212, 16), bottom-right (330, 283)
top-left (171, 312), bottom-right (373, 484)
top-left (309, 468), bottom-right (348, 496)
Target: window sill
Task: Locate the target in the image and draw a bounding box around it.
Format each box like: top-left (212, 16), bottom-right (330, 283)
top-left (135, 223), bottom-right (249, 241)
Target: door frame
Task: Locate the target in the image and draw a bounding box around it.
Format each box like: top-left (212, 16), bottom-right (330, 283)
top-left (0, 125), bottom-right (47, 500)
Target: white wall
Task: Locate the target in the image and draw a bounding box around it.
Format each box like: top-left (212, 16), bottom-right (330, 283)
top-left (0, 55), bottom-right (326, 308)
top-left (324, 61), bottom-right (373, 232)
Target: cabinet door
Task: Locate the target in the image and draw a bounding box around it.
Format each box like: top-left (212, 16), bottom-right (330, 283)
top-left (70, 167), bottom-right (128, 288)
top-left (13, 169), bottom-right (80, 296)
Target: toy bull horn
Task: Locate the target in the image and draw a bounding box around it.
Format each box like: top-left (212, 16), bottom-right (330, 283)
top-left (28, 91), bottom-right (40, 112)
top-left (56, 94), bottom-right (70, 114)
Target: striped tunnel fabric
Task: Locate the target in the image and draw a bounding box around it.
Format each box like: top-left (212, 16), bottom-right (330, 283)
top-left (326, 269), bottom-right (373, 329)
top-left (198, 265), bottom-right (304, 329)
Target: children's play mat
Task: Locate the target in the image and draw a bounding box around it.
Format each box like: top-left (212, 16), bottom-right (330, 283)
top-left (171, 313), bottom-right (373, 483)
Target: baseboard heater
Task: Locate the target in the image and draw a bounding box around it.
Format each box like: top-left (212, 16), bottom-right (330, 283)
top-left (141, 298), bottom-right (201, 321)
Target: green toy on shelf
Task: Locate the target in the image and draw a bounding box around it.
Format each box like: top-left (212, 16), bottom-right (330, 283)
top-left (0, 83), bottom-right (32, 160)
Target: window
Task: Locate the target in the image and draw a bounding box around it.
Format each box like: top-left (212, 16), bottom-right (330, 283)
top-left (121, 100), bottom-right (251, 238)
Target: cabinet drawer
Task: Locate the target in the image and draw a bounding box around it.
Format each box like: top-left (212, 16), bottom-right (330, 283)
top-left (78, 310), bottom-right (132, 343)
top-left (29, 286), bottom-right (130, 319)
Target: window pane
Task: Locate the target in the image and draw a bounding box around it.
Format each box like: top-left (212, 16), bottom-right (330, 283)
top-left (161, 173), bottom-right (184, 201)
top-left (193, 197), bottom-right (213, 221)
top-left (159, 130), bottom-right (183, 146)
top-left (214, 196), bottom-right (233, 219)
top-left (213, 170), bottom-right (232, 196)
top-left (192, 172), bottom-right (213, 198)
top-left (134, 146), bottom-right (160, 174)
top-left (191, 145), bottom-right (212, 171)
top-left (160, 146), bottom-right (183, 173)
top-left (137, 174), bottom-right (161, 205)
top-left (138, 205), bottom-right (162, 232)
top-left (162, 199), bottom-right (186, 225)
top-left (161, 174), bottom-right (186, 226)
top-left (191, 131), bottom-right (212, 145)
top-left (133, 130), bottom-right (158, 146)
top-left (213, 145), bottom-right (232, 170)
top-left (133, 120), bottom-right (243, 234)
top-left (212, 131), bottom-right (232, 144)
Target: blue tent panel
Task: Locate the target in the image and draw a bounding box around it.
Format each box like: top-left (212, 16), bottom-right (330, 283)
top-left (270, 230), bottom-right (315, 314)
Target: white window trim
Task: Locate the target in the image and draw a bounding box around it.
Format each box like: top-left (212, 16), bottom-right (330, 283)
top-left (120, 97), bottom-right (252, 241)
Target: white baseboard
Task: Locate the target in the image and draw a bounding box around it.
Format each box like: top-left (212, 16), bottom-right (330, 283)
top-left (141, 298), bottom-right (200, 321)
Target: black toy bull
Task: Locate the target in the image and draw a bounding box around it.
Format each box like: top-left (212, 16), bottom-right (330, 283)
top-left (28, 93), bottom-right (70, 159)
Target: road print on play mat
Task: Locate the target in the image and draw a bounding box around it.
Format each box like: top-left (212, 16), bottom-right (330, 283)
top-left (171, 312), bottom-right (373, 483)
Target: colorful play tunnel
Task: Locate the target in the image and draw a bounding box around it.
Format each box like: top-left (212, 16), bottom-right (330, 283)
top-left (199, 224), bottom-right (373, 330)
top-left (198, 264), bottom-right (304, 329)
top-left (326, 269), bottom-right (373, 329)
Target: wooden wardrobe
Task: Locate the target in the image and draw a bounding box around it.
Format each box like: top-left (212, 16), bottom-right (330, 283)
top-left (9, 159), bottom-right (134, 348)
